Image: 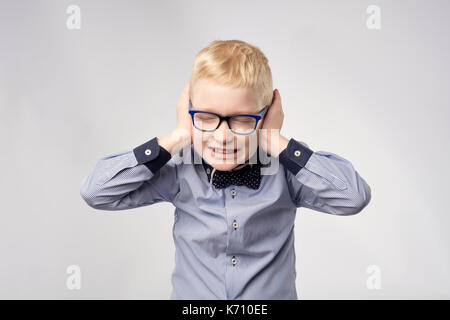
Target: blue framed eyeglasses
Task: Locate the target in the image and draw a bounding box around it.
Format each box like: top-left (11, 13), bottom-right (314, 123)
top-left (188, 100), bottom-right (269, 135)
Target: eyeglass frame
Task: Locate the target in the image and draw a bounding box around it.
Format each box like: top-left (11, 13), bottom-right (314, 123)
top-left (188, 99), bottom-right (269, 135)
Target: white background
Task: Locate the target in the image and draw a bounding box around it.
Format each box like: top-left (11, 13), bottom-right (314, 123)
top-left (1, 0), bottom-right (449, 299)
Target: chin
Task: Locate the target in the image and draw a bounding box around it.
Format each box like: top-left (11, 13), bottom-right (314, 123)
top-left (203, 147), bottom-right (247, 171)
top-left (204, 155), bottom-right (239, 171)
top-left (210, 163), bottom-right (237, 171)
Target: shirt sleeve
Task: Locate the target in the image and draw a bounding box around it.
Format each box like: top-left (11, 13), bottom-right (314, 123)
top-left (279, 138), bottom-right (371, 215)
top-left (80, 137), bottom-right (179, 211)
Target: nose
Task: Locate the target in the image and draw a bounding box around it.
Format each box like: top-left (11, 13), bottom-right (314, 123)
top-left (213, 119), bottom-right (234, 146)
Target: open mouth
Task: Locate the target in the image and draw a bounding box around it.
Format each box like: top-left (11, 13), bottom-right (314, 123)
top-left (208, 147), bottom-right (239, 158)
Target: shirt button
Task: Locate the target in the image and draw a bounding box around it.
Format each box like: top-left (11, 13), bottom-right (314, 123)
top-left (231, 189), bottom-right (237, 196)
top-left (232, 220), bottom-right (238, 230)
top-left (145, 149), bottom-right (152, 156)
top-left (206, 168), bottom-right (211, 174)
top-left (294, 150), bottom-right (301, 157)
top-left (231, 256), bottom-right (237, 266)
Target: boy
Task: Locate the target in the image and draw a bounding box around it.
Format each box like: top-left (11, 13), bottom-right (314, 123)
top-left (80, 40), bottom-right (371, 299)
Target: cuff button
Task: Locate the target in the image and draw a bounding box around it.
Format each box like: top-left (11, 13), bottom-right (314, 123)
top-left (294, 150), bottom-right (301, 157)
top-left (145, 149), bottom-right (152, 156)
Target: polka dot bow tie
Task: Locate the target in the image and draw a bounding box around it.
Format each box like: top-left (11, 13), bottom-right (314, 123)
top-left (204, 162), bottom-right (262, 190)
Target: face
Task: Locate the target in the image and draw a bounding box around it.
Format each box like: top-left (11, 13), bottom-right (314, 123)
top-left (190, 78), bottom-right (264, 171)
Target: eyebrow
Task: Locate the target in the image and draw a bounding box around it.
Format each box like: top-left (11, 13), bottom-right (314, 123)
top-left (191, 102), bottom-right (259, 116)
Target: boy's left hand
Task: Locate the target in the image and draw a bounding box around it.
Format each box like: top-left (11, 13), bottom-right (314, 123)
top-left (259, 89), bottom-right (289, 156)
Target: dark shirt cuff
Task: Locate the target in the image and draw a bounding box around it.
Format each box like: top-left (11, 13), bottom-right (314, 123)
top-left (279, 138), bottom-right (313, 175)
top-left (133, 137), bottom-right (172, 174)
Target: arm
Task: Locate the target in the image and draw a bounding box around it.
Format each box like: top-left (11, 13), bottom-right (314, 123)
top-left (278, 137), bottom-right (372, 215)
top-left (259, 89), bottom-right (370, 215)
top-left (80, 82), bottom-right (193, 211)
top-left (80, 133), bottom-right (183, 211)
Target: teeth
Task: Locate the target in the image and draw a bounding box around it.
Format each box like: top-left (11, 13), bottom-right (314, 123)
top-left (212, 148), bottom-right (236, 154)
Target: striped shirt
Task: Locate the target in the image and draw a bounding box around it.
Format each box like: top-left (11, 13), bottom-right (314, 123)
top-left (80, 137), bottom-right (371, 299)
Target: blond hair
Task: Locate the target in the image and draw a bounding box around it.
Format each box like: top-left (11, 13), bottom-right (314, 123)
top-left (189, 39), bottom-right (273, 111)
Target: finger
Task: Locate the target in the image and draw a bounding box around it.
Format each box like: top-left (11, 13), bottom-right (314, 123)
top-left (266, 89), bottom-right (280, 117)
top-left (272, 89), bottom-right (282, 109)
top-left (178, 82), bottom-right (191, 108)
top-left (185, 82), bottom-right (190, 98)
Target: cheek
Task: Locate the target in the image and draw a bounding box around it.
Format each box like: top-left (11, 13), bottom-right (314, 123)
top-left (243, 133), bottom-right (258, 149)
top-left (192, 132), bottom-right (214, 155)
top-left (237, 135), bottom-right (258, 159)
top-left (234, 136), bottom-right (248, 152)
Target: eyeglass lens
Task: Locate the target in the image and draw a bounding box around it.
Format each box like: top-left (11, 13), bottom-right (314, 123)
top-left (193, 113), bottom-right (256, 134)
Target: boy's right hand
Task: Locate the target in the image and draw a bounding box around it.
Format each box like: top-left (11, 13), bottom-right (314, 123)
top-left (157, 82), bottom-right (193, 155)
top-left (175, 82), bottom-right (193, 142)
